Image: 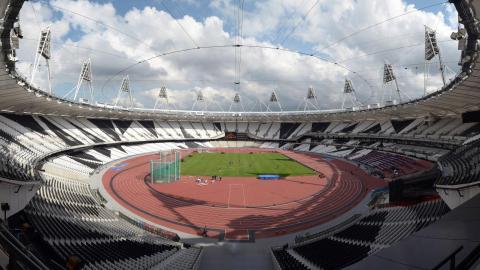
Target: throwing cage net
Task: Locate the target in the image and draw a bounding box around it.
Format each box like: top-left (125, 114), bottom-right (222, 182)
top-left (150, 150), bottom-right (180, 183)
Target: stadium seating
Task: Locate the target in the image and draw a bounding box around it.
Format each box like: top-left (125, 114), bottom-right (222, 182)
top-left (273, 199), bottom-right (449, 270)
top-left (0, 100), bottom-right (478, 270)
top-left (2, 0), bottom-right (480, 269)
top-left (436, 139), bottom-right (480, 186)
top-left (271, 249), bottom-right (309, 270)
top-left (349, 151), bottom-right (427, 178)
top-left (22, 169), bottom-right (202, 269)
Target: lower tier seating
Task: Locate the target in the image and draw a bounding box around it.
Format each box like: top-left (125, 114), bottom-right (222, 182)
top-left (273, 199), bottom-right (449, 270)
top-left (23, 169), bottom-right (202, 269)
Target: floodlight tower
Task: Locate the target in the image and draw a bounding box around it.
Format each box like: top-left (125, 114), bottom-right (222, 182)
top-left (229, 93), bottom-right (245, 112)
top-left (154, 86), bottom-right (176, 111)
top-left (72, 59), bottom-right (94, 104)
top-left (8, 20), bottom-right (23, 62)
top-left (382, 63), bottom-right (403, 105)
top-left (424, 25), bottom-right (446, 95)
top-left (191, 90), bottom-right (208, 111)
top-left (31, 26), bottom-right (52, 95)
top-left (341, 79), bottom-right (359, 110)
top-left (114, 75), bottom-right (134, 108)
top-left (302, 86), bottom-right (320, 111)
top-left (266, 90), bottom-right (283, 111)
top-left (450, 20), bottom-right (468, 69)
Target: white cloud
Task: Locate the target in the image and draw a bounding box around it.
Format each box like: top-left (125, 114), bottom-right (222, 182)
top-left (15, 0), bottom-right (460, 111)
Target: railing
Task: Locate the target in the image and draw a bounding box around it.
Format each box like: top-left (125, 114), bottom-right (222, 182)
top-left (293, 214), bottom-right (362, 244)
top-left (117, 212), bottom-right (179, 241)
top-left (431, 245), bottom-right (463, 270)
top-left (192, 248), bottom-right (204, 270)
top-left (0, 222), bottom-right (49, 270)
top-left (456, 244), bottom-right (480, 269)
top-left (305, 132), bottom-right (462, 148)
top-left (270, 248), bottom-right (283, 270)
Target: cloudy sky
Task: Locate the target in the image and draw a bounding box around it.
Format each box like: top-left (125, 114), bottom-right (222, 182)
top-left (17, 0), bottom-right (459, 111)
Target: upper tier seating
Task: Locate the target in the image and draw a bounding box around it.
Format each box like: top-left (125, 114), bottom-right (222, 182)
top-left (436, 139), bottom-right (480, 186)
top-left (350, 150), bottom-right (425, 178)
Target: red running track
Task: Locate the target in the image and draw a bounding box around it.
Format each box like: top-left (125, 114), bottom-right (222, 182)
top-left (102, 149), bottom-right (385, 240)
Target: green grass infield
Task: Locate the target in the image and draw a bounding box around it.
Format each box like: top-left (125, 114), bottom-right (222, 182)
top-left (180, 152), bottom-right (316, 177)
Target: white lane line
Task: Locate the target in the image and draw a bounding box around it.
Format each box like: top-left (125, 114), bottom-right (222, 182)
top-left (227, 184), bottom-right (245, 208)
top-left (241, 184), bottom-right (246, 208)
top-left (227, 184), bottom-right (232, 208)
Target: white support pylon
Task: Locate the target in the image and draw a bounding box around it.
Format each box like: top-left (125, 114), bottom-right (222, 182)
top-left (72, 58), bottom-right (94, 104)
top-left (31, 26), bottom-right (52, 95)
top-left (114, 75), bottom-right (134, 108)
top-left (342, 79), bottom-right (359, 110)
top-left (191, 90), bottom-right (208, 111)
top-left (267, 89), bottom-right (282, 111)
top-left (154, 86), bottom-right (173, 111)
top-left (424, 25), bottom-right (446, 95)
top-left (229, 93), bottom-right (245, 112)
top-left (303, 86), bottom-right (320, 111)
top-left (382, 63), bottom-right (402, 105)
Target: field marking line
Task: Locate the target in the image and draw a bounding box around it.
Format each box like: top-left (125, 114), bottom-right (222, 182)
top-left (227, 184), bottom-right (245, 208)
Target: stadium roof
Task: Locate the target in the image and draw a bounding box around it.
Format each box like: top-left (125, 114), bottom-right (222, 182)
top-left (0, 0), bottom-right (479, 121)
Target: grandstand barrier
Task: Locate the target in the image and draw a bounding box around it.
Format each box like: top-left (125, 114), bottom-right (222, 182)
top-left (117, 212), bottom-right (180, 241)
top-left (368, 187), bottom-right (390, 207)
top-left (150, 150), bottom-right (181, 184)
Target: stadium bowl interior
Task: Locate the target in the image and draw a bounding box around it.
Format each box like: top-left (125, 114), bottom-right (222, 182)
top-left (0, 0), bottom-right (480, 269)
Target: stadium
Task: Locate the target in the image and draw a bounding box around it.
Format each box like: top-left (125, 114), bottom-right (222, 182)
top-left (0, 0), bottom-right (479, 269)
